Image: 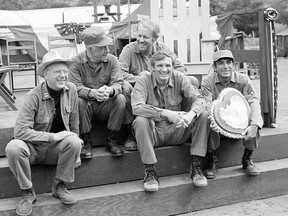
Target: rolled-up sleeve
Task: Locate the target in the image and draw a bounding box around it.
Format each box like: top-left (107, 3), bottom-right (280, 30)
top-left (243, 80), bottom-right (263, 128)
top-left (131, 75), bottom-right (163, 121)
top-left (181, 75), bottom-right (205, 117)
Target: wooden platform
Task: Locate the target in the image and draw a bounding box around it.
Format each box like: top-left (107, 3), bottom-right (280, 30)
top-left (1, 158), bottom-right (288, 216)
top-left (0, 127), bottom-right (288, 199)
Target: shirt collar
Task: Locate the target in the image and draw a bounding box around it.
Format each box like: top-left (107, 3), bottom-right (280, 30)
top-left (135, 41), bottom-right (158, 56)
top-left (79, 50), bottom-right (110, 64)
top-left (41, 81), bottom-right (70, 100)
top-left (151, 70), bottom-right (174, 89)
top-left (215, 71), bottom-right (236, 84)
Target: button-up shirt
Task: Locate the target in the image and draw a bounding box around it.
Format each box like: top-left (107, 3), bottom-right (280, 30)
top-left (14, 82), bottom-right (79, 145)
top-left (131, 70), bottom-right (205, 122)
top-left (201, 71), bottom-right (263, 128)
top-left (68, 51), bottom-right (123, 99)
top-left (119, 41), bottom-right (187, 85)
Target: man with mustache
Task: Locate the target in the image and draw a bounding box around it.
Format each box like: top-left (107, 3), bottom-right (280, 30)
top-left (131, 51), bottom-right (210, 192)
top-left (68, 26), bottom-right (134, 158)
top-left (5, 50), bottom-right (82, 216)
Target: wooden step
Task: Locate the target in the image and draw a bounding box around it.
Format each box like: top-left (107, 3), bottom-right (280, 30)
top-left (1, 127), bottom-right (288, 199)
top-left (1, 158), bottom-right (288, 216)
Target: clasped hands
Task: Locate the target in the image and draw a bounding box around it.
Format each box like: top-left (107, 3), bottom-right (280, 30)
top-left (161, 109), bottom-right (196, 128)
top-left (89, 85), bottom-right (113, 102)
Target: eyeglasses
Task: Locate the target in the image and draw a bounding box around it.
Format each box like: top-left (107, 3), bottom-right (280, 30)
top-left (53, 70), bottom-right (69, 76)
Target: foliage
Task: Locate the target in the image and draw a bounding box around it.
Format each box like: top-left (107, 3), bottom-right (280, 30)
top-left (210, 0), bottom-right (288, 36)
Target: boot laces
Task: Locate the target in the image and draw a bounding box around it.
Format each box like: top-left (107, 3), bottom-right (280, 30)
top-left (144, 169), bottom-right (158, 183)
top-left (57, 182), bottom-right (69, 195)
top-left (21, 189), bottom-right (34, 203)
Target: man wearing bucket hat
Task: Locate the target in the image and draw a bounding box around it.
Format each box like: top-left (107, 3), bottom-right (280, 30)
top-left (5, 50), bottom-right (82, 216)
top-left (68, 26), bottom-right (135, 158)
top-left (201, 49), bottom-right (263, 179)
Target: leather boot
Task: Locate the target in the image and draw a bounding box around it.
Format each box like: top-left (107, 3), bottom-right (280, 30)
top-left (16, 187), bottom-right (36, 216)
top-left (123, 124), bottom-right (137, 151)
top-left (106, 129), bottom-right (124, 157)
top-left (52, 178), bottom-right (77, 204)
top-left (242, 148), bottom-right (260, 175)
top-left (80, 133), bottom-right (93, 159)
top-left (190, 155), bottom-right (207, 187)
top-left (204, 150), bottom-right (218, 179)
top-left (143, 164), bottom-right (159, 192)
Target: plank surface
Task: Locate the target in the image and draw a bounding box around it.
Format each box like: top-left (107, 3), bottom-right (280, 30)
top-left (1, 159), bottom-right (288, 216)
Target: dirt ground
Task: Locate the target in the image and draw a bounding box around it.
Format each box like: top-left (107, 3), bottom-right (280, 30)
top-left (178, 194), bottom-right (288, 216)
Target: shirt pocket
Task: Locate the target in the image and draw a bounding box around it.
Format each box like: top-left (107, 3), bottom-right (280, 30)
top-left (130, 66), bottom-right (140, 76)
top-left (35, 111), bottom-right (51, 125)
top-left (82, 75), bottom-right (93, 86)
top-left (98, 76), bottom-right (109, 85)
top-left (168, 96), bottom-right (182, 110)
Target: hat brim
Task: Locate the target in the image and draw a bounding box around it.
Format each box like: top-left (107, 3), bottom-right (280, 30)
top-left (37, 59), bottom-right (73, 78)
top-left (88, 36), bottom-right (113, 47)
top-left (214, 56), bottom-right (234, 62)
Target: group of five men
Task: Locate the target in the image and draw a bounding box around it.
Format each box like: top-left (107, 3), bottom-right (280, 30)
top-left (5, 19), bottom-right (263, 216)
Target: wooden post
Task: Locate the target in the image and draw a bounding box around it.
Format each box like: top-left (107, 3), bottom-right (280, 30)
top-left (117, 0), bottom-right (121, 21)
top-left (189, 0), bottom-right (200, 62)
top-left (177, 0), bottom-right (188, 62)
top-left (93, 0), bottom-right (98, 23)
top-left (162, 0), bottom-right (174, 51)
top-left (258, 11), bottom-right (273, 127)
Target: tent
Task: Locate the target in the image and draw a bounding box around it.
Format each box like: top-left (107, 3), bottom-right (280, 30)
top-left (108, 0), bottom-right (150, 55)
top-left (0, 4), bottom-right (141, 62)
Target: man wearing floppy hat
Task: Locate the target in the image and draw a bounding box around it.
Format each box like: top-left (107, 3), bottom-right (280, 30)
top-left (68, 26), bottom-right (135, 158)
top-left (201, 49), bottom-right (263, 179)
top-left (5, 50), bottom-right (82, 216)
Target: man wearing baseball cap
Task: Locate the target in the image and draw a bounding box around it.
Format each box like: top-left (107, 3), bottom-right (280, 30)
top-left (5, 50), bottom-right (82, 216)
top-left (201, 49), bottom-right (263, 179)
top-left (68, 26), bottom-right (135, 158)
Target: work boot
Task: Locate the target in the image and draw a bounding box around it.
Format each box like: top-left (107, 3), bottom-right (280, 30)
top-left (16, 187), bottom-right (36, 216)
top-left (123, 124), bottom-right (137, 151)
top-left (80, 133), bottom-right (93, 159)
top-left (106, 129), bottom-right (124, 157)
top-left (242, 148), bottom-right (260, 175)
top-left (190, 155), bottom-right (208, 187)
top-left (144, 164), bottom-right (159, 192)
top-left (204, 150), bottom-right (218, 179)
top-left (52, 179), bottom-right (77, 204)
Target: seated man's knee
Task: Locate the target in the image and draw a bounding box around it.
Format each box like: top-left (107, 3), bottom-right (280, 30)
top-left (133, 116), bottom-right (150, 129)
top-left (114, 94), bottom-right (126, 108)
top-left (122, 81), bottom-right (133, 95)
top-left (65, 136), bottom-right (82, 152)
top-left (5, 139), bottom-right (28, 158)
top-left (200, 109), bottom-right (210, 119)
